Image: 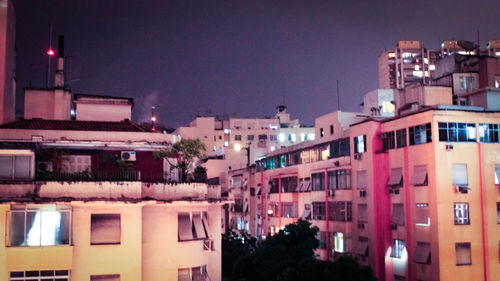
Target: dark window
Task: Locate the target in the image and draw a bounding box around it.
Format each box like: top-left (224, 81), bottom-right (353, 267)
top-left (439, 122), bottom-right (476, 142)
top-left (381, 131), bottom-right (395, 150)
top-left (391, 240), bottom-right (405, 259)
top-left (320, 128), bottom-right (324, 137)
top-left (396, 129), bottom-right (407, 148)
top-left (258, 134), bottom-right (267, 140)
top-left (91, 214), bottom-right (121, 245)
top-left (409, 123), bottom-right (432, 145)
top-left (312, 172), bottom-right (325, 191)
top-left (234, 135), bottom-right (242, 141)
top-left (312, 202), bottom-right (326, 220)
top-left (330, 125), bottom-right (334, 135)
top-left (247, 135), bottom-right (254, 141)
top-left (327, 169), bottom-right (351, 189)
top-left (497, 202), bottom-right (500, 224)
top-left (479, 124), bottom-right (499, 143)
top-left (330, 138), bottom-right (350, 158)
top-left (328, 201), bottom-right (352, 221)
top-left (455, 243), bottom-right (471, 265)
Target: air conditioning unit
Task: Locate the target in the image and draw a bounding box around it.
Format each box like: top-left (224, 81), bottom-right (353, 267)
top-left (328, 189), bottom-right (335, 197)
top-left (121, 151), bottom-right (136, 161)
top-left (455, 185), bottom-right (469, 194)
top-left (203, 239), bottom-right (214, 251)
top-left (354, 153), bottom-right (362, 160)
top-left (37, 161), bottom-right (54, 172)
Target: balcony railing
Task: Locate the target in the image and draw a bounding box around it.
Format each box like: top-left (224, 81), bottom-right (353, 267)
top-left (35, 170), bottom-right (177, 183)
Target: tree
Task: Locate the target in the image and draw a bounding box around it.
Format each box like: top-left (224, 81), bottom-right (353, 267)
top-left (222, 230), bottom-right (257, 281)
top-left (230, 219), bottom-right (377, 281)
top-left (155, 139), bottom-right (206, 182)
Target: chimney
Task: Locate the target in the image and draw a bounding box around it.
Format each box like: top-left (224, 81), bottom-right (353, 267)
top-left (54, 35), bottom-right (65, 87)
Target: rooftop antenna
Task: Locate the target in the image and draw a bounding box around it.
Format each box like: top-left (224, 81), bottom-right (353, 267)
top-left (46, 25), bottom-right (54, 88)
top-left (336, 80), bottom-right (340, 111)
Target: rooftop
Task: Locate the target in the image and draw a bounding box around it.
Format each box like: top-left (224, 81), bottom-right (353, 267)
top-left (0, 119), bottom-right (149, 132)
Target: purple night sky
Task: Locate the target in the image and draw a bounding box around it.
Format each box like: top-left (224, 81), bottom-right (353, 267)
top-left (14, 0), bottom-right (500, 127)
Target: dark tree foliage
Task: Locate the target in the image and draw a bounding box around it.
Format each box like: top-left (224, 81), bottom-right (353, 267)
top-left (228, 219), bottom-right (377, 281)
top-left (222, 230), bottom-right (257, 281)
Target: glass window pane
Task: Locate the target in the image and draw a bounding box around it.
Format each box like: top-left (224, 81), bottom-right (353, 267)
top-left (9, 212), bottom-right (26, 246)
top-left (14, 156), bottom-right (31, 179)
top-left (0, 156), bottom-right (13, 179)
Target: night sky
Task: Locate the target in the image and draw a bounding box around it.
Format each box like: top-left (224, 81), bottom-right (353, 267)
top-left (14, 0), bottom-right (500, 127)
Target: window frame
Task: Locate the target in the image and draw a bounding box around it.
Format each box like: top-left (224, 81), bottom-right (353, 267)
top-left (454, 203), bottom-right (470, 225)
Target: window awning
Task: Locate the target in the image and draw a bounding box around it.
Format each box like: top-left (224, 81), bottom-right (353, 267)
top-left (192, 214), bottom-right (207, 239)
top-left (391, 204), bottom-right (405, 226)
top-left (452, 164), bottom-right (468, 186)
top-left (387, 168), bottom-right (403, 187)
top-left (301, 209), bottom-right (311, 219)
top-left (410, 165), bottom-right (427, 186)
top-left (303, 179), bottom-right (312, 191)
top-left (354, 241), bottom-right (369, 256)
top-left (178, 214), bottom-right (193, 241)
top-left (296, 180), bottom-right (304, 192)
top-left (414, 242), bottom-right (431, 264)
top-left (357, 171), bottom-right (367, 189)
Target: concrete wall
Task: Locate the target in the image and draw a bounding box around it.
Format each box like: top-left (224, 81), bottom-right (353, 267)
top-left (76, 103), bottom-right (132, 122)
top-left (24, 89), bottom-right (72, 120)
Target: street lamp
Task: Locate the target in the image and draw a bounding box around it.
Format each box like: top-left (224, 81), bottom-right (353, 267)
top-left (234, 143), bottom-right (250, 167)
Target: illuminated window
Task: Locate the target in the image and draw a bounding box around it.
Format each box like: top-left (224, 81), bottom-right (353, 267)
top-left (10, 270), bottom-right (70, 281)
top-left (224, 129), bottom-right (230, 134)
top-left (224, 141), bottom-right (229, 147)
top-left (478, 124), bottom-right (499, 143)
top-left (380, 131), bottom-right (395, 150)
top-left (178, 213), bottom-right (208, 241)
top-left (409, 123), bottom-right (432, 145)
top-left (416, 203), bottom-right (430, 226)
top-left (455, 243), bottom-right (471, 265)
top-left (312, 202), bottom-right (326, 220)
top-left (354, 135), bottom-right (367, 153)
top-left (454, 203), bottom-right (470, 225)
top-left (278, 133), bottom-right (285, 142)
top-left (439, 122), bottom-right (476, 142)
top-left (312, 172), bottom-right (325, 191)
top-left (391, 239), bottom-right (406, 259)
top-left (382, 101), bottom-right (395, 113)
top-left (90, 275), bottom-right (120, 281)
top-left (459, 76), bottom-right (475, 90)
top-left (329, 201), bottom-right (352, 222)
top-left (414, 242), bottom-right (431, 264)
top-left (91, 214), bottom-right (121, 245)
top-left (8, 205), bottom-right (71, 247)
top-left (333, 232), bottom-right (347, 253)
top-left (290, 133), bottom-right (296, 142)
top-left (300, 133), bottom-right (306, 141)
top-left (308, 133), bottom-right (315, 140)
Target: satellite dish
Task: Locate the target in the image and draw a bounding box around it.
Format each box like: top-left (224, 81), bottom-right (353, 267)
top-left (457, 40), bottom-right (478, 51)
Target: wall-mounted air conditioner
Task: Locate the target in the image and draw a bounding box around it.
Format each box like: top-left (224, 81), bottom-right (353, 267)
top-left (37, 161), bottom-right (54, 172)
top-left (121, 151), bottom-right (136, 161)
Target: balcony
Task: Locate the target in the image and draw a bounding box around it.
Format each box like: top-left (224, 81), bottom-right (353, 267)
top-left (0, 181), bottom-right (221, 202)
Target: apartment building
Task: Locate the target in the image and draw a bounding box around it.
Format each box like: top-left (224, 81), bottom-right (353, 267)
top-left (227, 104), bottom-right (500, 281)
top-left (0, 118), bottom-right (224, 281)
top-left (175, 105), bottom-right (314, 180)
top-left (378, 41), bottom-right (440, 90)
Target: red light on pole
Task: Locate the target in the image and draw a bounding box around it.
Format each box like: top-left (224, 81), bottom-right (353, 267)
top-left (46, 49), bottom-right (55, 56)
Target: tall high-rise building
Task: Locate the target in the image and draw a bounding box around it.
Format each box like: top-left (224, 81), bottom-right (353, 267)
top-left (0, 0), bottom-right (16, 124)
top-left (379, 41), bottom-right (440, 90)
